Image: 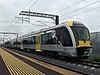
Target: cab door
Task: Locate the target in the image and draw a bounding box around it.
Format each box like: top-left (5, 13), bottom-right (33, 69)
top-left (36, 33), bottom-right (41, 51)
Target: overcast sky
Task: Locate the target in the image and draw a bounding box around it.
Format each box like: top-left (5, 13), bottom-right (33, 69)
top-left (0, 0), bottom-right (100, 41)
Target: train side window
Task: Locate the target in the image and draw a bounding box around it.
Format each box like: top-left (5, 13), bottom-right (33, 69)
top-left (33, 36), bottom-right (36, 44)
top-left (41, 34), bottom-right (48, 44)
top-left (56, 26), bottom-right (73, 46)
top-left (46, 33), bottom-right (53, 44)
top-left (46, 32), bottom-right (57, 44)
top-left (31, 36), bottom-right (35, 44)
top-left (48, 33), bottom-right (52, 40)
top-left (23, 37), bottom-right (33, 44)
top-left (41, 31), bottom-right (58, 44)
top-left (27, 37), bottom-right (32, 44)
top-left (23, 39), bottom-right (27, 44)
top-left (13, 41), bottom-right (20, 45)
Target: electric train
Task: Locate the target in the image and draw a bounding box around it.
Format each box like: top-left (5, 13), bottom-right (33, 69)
top-left (3, 21), bottom-right (92, 59)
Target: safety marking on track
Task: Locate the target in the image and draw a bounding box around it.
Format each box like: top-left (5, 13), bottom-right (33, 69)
top-left (0, 48), bottom-right (45, 75)
top-left (3, 48), bottom-right (80, 75)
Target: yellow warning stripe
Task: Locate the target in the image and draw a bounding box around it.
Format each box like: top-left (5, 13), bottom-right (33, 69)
top-left (0, 48), bottom-right (45, 75)
top-left (3, 48), bottom-right (80, 75)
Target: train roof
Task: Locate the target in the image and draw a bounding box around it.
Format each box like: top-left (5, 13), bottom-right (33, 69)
top-left (9, 21), bottom-right (87, 41)
top-left (20, 23), bottom-right (66, 39)
top-left (62, 21), bottom-right (86, 27)
top-left (19, 21), bottom-right (87, 39)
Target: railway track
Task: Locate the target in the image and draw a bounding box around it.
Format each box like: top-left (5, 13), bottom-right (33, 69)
top-left (3, 48), bottom-right (100, 75)
top-left (77, 60), bottom-right (100, 68)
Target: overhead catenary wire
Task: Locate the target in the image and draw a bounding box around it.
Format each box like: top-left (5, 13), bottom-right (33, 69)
top-left (8, 19), bottom-right (20, 31)
top-left (61, 6), bottom-right (100, 21)
top-left (55, 0), bottom-right (85, 13)
top-left (36, 20), bottom-right (55, 23)
top-left (21, 0), bottom-right (33, 11)
top-left (43, 0), bottom-right (85, 24)
top-left (3, 0), bottom-right (39, 41)
top-left (7, 0), bottom-right (34, 31)
top-left (3, 19), bottom-right (19, 41)
top-left (20, 0), bottom-right (39, 26)
top-left (7, 19), bottom-right (16, 31)
top-left (8, 0), bottom-right (39, 31)
top-left (9, 0), bottom-right (100, 32)
top-left (61, 0), bottom-right (100, 17)
top-left (16, 17), bottom-right (47, 26)
top-left (29, 0), bottom-right (39, 9)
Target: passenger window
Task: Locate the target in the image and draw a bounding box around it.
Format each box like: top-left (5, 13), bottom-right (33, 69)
top-left (56, 26), bottom-right (73, 46)
top-left (41, 34), bottom-right (48, 44)
top-left (41, 32), bottom-right (57, 44)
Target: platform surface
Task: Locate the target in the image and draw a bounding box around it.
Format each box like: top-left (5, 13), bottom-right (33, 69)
top-left (0, 48), bottom-right (80, 75)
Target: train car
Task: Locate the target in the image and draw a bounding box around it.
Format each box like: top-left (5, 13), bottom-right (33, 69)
top-left (4, 21), bottom-right (92, 59)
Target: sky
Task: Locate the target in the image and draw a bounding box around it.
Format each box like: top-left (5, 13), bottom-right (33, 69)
top-left (0, 0), bottom-right (100, 42)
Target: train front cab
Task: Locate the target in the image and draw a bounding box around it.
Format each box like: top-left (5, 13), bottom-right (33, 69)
top-left (76, 41), bottom-right (92, 59)
top-left (68, 21), bottom-right (92, 59)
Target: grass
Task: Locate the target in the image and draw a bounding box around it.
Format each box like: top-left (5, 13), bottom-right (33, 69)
top-left (88, 55), bottom-right (100, 62)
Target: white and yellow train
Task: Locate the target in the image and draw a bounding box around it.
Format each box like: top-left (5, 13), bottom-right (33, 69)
top-left (3, 21), bottom-right (92, 59)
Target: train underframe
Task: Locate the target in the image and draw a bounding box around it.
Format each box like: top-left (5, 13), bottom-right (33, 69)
top-left (4, 45), bottom-right (92, 59)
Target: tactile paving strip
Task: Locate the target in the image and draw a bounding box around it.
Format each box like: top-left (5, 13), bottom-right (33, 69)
top-left (0, 48), bottom-right (45, 75)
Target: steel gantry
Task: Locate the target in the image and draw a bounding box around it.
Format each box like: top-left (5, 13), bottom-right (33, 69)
top-left (19, 10), bottom-right (59, 25)
top-left (0, 32), bottom-right (18, 46)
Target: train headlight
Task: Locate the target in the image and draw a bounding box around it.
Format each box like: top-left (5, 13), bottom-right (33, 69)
top-left (84, 48), bottom-right (92, 56)
top-left (87, 48), bottom-right (92, 54)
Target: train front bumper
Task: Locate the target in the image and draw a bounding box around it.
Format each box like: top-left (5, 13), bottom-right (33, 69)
top-left (76, 47), bottom-right (92, 58)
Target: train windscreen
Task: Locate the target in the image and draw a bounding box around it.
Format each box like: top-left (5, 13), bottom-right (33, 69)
top-left (71, 27), bottom-right (90, 40)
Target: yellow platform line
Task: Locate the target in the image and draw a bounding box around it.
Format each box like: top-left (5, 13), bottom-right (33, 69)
top-left (3, 48), bottom-right (81, 75)
top-left (0, 48), bottom-right (45, 75)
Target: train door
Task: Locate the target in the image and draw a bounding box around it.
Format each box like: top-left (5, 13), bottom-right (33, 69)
top-left (36, 33), bottom-right (41, 51)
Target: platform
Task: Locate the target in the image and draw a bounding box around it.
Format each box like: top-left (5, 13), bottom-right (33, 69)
top-left (0, 48), bottom-right (80, 75)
